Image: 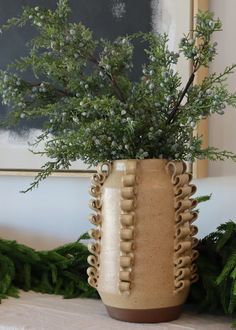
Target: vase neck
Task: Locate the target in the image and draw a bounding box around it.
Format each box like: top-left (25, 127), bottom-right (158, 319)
top-left (112, 159), bottom-right (168, 172)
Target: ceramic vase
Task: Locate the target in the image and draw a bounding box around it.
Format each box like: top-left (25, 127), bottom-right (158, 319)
top-left (87, 159), bottom-right (198, 323)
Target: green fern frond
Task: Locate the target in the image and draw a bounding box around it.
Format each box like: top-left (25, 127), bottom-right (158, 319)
top-left (231, 266), bottom-right (236, 281)
top-left (0, 236), bottom-right (97, 300)
top-left (195, 194), bottom-right (212, 204)
top-left (228, 282), bottom-right (236, 314)
top-left (189, 220), bottom-right (236, 326)
top-left (216, 221), bottom-right (236, 251)
top-left (216, 253), bottom-right (236, 285)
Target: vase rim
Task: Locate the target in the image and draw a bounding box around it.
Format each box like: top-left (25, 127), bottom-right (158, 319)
top-left (111, 159), bottom-right (174, 171)
top-left (112, 158), bottom-right (172, 162)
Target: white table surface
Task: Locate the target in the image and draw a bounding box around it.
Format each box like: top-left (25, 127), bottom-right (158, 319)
top-left (0, 291), bottom-right (232, 330)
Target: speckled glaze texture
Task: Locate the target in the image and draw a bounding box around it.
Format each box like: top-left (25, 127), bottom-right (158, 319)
top-left (87, 159), bottom-right (198, 322)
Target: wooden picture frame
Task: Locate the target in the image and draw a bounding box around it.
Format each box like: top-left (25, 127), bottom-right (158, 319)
top-left (193, 0), bottom-right (209, 178)
top-left (0, 169), bottom-right (94, 178)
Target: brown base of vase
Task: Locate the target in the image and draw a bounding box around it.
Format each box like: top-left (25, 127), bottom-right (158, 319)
top-left (105, 304), bottom-right (182, 323)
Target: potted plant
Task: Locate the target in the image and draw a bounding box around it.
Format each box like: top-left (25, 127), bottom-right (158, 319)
top-left (0, 0), bottom-right (236, 323)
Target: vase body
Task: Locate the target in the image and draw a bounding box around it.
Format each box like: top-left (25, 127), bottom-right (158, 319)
top-left (87, 159), bottom-right (198, 323)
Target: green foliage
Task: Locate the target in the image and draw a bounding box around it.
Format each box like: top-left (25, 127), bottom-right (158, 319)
top-left (194, 194), bottom-right (212, 214)
top-left (0, 233), bottom-right (98, 301)
top-left (0, 3), bottom-right (236, 191)
top-left (189, 221), bottom-right (236, 325)
top-left (195, 194), bottom-right (212, 204)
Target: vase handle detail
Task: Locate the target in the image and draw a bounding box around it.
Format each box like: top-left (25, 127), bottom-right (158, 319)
top-left (87, 162), bottom-right (112, 289)
top-left (119, 160), bottom-right (137, 295)
top-left (166, 160), bottom-right (199, 294)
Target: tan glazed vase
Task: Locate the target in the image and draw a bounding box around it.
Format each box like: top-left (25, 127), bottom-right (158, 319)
top-left (87, 159), bottom-right (199, 323)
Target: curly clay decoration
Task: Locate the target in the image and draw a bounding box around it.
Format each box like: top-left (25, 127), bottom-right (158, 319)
top-left (166, 161), bottom-right (199, 294)
top-left (119, 160), bottom-right (137, 294)
top-left (87, 162), bottom-right (111, 288)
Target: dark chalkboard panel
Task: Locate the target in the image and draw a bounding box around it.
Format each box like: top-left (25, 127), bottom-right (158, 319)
top-left (0, 0), bottom-right (153, 130)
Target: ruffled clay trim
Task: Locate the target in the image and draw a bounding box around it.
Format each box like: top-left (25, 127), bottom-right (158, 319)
top-left (87, 162), bottom-right (111, 288)
top-left (119, 160), bottom-right (137, 295)
top-left (166, 161), bottom-right (199, 294)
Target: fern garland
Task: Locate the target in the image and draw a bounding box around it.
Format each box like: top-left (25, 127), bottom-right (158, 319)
top-left (189, 221), bottom-right (236, 326)
top-left (0, 233), bottom-right (98, 300)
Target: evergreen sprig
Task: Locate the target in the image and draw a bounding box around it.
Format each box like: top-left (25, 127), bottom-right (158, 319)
top-left (0, 233), bottom-right (98, 300)
top-left (189, 221), bottom-right (236, 326)
top-left (0, 2), bottom-right (235, 190)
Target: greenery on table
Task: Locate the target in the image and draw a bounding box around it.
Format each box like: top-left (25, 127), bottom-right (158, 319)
top-left (0, 233), bottom-right (97, 300)
top-left (0, 1), bottom-right (236, 191)
top-left (189, 221), bottom-right (236, 326)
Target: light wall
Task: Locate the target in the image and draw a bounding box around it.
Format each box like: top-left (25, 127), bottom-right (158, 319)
top-left (0, 176), bottom-right (91, 250)
top-left (194, 176), bottom-right (236, 237)
top-left (0, 174), bottom-right (235, 250)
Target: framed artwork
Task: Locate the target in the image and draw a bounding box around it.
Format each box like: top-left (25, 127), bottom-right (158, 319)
top-left (0, 0), bottom-right (204, 176)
